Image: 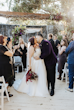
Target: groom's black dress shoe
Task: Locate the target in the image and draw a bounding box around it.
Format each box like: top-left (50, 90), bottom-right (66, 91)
top-left (50, 90), bottom-right (54, 96)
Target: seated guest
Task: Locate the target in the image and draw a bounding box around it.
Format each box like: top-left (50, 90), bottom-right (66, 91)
top-left (48, 33), bottom-right (54, 51)
top-left (57, 39), bottom-right (68, 80)
top-left (54, 35), bottom-right (60, 56)
top-left (18, 37), bottom-right (27, 70)
top-left (65, 33), bottom-right (74, 92)
top-left (0, 35), bottom-right (15, 97)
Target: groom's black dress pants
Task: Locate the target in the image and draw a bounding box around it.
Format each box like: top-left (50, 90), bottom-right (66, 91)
top-left (46, 65), bottom-right (56, 90)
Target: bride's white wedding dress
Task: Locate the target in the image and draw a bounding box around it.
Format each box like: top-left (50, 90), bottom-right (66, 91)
top-left (13, 46), bottom-right (49, 97)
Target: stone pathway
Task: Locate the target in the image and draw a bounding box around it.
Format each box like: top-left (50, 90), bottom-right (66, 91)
top-left (4, 72), bottom-right (74, 110)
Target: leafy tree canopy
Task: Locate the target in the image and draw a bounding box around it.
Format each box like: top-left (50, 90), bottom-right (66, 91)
top-left (6, 0), bottom-right (74, 15)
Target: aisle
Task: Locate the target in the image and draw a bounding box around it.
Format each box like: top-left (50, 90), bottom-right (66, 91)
top-left (4, 72), bottom-right (74, 110)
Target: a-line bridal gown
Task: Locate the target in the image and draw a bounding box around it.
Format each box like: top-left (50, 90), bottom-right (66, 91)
top-left (13, 43), bottom-right (49, 97)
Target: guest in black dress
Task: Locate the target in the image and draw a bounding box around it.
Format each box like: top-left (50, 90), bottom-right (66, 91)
top-left (0, 36), bottom-right (14, 86)
top-left (19, 37), bottom-right (27, 69)
top-left (57, 39), bottom-right (68, 80)
top-left (0, 35), bottom-right (16, 97)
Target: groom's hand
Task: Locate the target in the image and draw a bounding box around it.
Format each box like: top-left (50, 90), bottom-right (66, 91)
top-left (34, 56), bottom-right (39, 60)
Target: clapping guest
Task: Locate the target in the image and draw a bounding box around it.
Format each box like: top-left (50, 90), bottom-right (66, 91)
top-left (6, 37), bottom-right (16, 81)
top-left (14, 44), bottom-right (22, 56)
top-left (0, 35), bottom-right (15, 97)
top-left (57, 39), bottom-right (68, 80)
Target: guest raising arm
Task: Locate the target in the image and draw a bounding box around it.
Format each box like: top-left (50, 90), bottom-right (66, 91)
top-left (18, 37), bottom-right (27, 69)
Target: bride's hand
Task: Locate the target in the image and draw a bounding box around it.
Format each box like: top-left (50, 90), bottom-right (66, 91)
top-left (28, 65), bottom-right (31, 70)
top-left (34, 43), bottom-right (39, 48)
top-left (34, 56), bottom-right (39, 60)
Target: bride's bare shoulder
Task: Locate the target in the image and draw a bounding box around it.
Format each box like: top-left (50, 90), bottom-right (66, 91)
top-left (29, 46), bottom-right (34, 55)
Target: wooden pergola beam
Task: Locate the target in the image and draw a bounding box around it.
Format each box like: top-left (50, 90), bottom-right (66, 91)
top-left (0, 11), bottom-right (50, 20)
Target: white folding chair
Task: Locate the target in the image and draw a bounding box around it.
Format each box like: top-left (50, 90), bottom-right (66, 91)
top-left (0, 76), bottom-right (10, 102)
top-left (0, 84), bottom-right (4, 110)
top-left (62, 63), bottom-right (69, 84)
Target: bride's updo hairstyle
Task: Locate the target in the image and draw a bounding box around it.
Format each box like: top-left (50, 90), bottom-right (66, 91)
top-left (29, 37), bottom-right (35, 46)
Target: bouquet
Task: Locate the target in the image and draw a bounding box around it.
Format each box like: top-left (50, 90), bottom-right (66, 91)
top-left (26, 69), bottom-right (38, 82)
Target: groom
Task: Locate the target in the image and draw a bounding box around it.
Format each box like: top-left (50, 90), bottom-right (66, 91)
top-left (35, 34), bottom-right (57, 96)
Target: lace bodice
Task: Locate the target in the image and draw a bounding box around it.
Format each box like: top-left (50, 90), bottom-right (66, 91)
top-left (27, 46), bottom-right (41, 71)
top-left (33, 48), bottom-right (41, 57)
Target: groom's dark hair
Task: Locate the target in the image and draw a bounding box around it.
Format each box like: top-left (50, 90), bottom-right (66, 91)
top-left (38, 33), bottom-right (43, 38)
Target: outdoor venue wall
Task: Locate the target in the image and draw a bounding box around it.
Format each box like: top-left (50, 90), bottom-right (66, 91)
top-left (0, 24), bottom-right (47, 42)
top-left (0, 24), bottom-right (64, 42)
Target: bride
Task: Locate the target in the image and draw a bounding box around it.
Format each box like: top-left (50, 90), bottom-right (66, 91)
top-left (13, 37), bottom-right (49, 97)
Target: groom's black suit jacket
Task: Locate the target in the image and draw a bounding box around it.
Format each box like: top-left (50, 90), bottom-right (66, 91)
top-left (39, 39), bottom-right (57, 83)
top-left (39, 39), bottom-right (57, 68)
